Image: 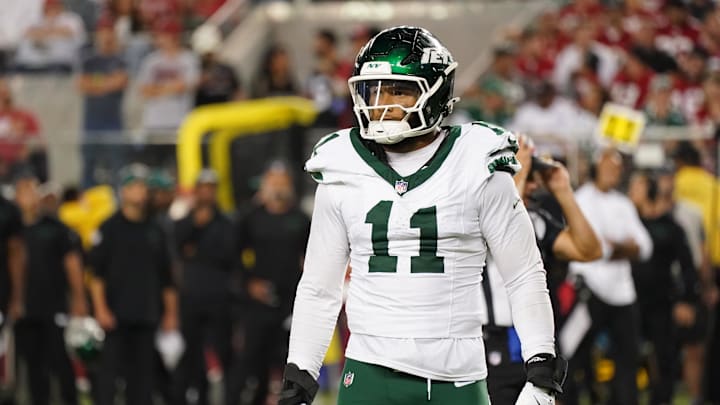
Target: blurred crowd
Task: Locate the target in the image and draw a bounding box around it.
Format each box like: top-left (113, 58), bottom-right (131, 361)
top-left (454, 0), bottom-right (720, 155)
top-left (0, 162), bottom-right (310, 405)
top-left (0, 0), bottom-right (380, 189)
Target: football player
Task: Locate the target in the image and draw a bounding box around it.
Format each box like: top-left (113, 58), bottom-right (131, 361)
top-left (280, 26), bottom-right (564, 405)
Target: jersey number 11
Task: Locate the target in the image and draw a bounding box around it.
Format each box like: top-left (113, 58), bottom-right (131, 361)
top-left (365, 201), bottom-right (444, 274)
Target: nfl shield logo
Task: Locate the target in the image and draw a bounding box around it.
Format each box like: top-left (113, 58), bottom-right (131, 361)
top-left (343, 371), bottom-right (355, 387)
top-left (395, 180), bottom-right (408, 195)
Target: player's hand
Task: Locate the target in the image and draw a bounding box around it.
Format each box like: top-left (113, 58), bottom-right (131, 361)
top-left (516, 382), bottom-right (555, 405)
top-left (520, 353), bottom-right (567, 405)
top-left (278, 363), bottom-right (319, 405)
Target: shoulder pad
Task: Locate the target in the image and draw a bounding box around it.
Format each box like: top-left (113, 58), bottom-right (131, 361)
top-left (462, 121), bottom-right (521, 175)
top-left (304, 129), bottom-right (354, 184)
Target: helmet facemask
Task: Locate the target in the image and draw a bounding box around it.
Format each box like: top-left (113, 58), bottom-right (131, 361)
top-left (349, 62), bottom-right (458, 145)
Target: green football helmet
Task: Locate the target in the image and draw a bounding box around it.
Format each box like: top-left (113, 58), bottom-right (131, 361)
top-left (349, 26), bottom-right (459, 144)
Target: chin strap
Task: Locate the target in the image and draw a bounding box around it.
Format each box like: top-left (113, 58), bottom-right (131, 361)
top-left (525, 353), bottom-right (568, 394)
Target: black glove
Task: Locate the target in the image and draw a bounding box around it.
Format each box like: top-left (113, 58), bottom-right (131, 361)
top-left (525, 353), bottom-right (568, 394)
top-left (278, 363), bottom-right (319, 405)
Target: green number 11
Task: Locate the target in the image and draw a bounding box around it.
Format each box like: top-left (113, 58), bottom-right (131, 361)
top-left (364, 201), bottom-right (444, 273)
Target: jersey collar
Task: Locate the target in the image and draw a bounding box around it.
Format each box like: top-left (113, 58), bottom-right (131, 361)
top-left (350, 126), bottom-right (461, 196)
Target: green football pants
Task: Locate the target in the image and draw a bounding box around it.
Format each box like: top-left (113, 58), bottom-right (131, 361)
top-left (337, 358), bottom-right (491, 405)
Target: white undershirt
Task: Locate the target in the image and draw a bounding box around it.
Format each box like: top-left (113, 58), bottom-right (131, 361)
top-left (384, 132), bottom-right (446, 177)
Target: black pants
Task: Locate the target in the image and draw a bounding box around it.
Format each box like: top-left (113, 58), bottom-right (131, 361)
top-left (92, 324), bottom-right (156, 405)
top-left (175, 295), bottom-right (233, 405)
top-left (483, 326), bottom-right (526, 404)
top-left (14, 318), bottom-right (77, 405)
top-left (228, 306), bottom-right (287, 405)
top-left (561, 296), bottom-right (640, 405)
top-left (639, 303), bottom-right (677, 405)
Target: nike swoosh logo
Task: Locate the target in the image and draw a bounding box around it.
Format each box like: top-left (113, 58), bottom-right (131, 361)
top-left (453, 381), bottom-right (476, 388)
top-left (513, 198), bottom-right (521, 209)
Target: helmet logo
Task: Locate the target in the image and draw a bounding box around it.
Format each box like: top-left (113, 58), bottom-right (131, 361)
top-left (421, 48), bottom-right (452, 65)
top-left (360, 61), bottom-right (392, 75)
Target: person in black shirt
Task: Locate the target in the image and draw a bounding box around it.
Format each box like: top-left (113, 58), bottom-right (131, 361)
top-left (192, 25), bottom-right (242, 107)
top-left (628, 171), bottom-right (699, 405)
top-left (0, 191), bottom-right (23, 325)
top-left (173, 169), bottom-right (237, 405)
top-left (482, 137), bottom-right (601, 405)
top-left (13, 173), bottom-right (86, 405)
top-left (232, 163), bottom-right (310, 405)
top-left (88, 164), bottom-right (179, 405)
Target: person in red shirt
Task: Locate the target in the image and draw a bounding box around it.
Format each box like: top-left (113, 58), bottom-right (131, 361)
top-left (674, 47), bottom-right (708, 123)
top-left (655, 0), bottom-right (702, 58)
top-left (515, 27), bottom-right (556, 87)
top-left (0, 80), bottom-right (43, 182)
top-left (597, 6), bottom-right (634, 51)
top-left (557, 0), bottom-right (606, 37)
top-left (609, 48), bottom-right (655, 108)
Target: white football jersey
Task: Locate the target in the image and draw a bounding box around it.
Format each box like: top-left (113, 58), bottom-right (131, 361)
top-left (307, 123), bottom-right (516, 338)
top-left (289, 122), bottom-right (555, 381)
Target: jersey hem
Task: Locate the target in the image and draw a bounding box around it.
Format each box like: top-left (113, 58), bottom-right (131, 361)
top-left (343, 354), bottom-right (489, 382)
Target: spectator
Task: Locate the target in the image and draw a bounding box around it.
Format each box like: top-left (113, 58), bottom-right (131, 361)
top-left (628, 170), bottom-right (698, 405)
top-left (191, 24), bottom-right (242, 107)
top-left (609, 49), bottom-right (655, 108)
top-left (14, 0), bottom-right (86, 74)
top-left (627, 18), bottom-right (678, 73)
top-left (562, 148), bottom-right (653, 405)
top-left (552, 22), bottom-right (619, 93)
top-left (305, 29), bottom-right (349, 127)
top-left (574, 79), bottom-right (607, 117)
top-left (514, 27), bottom-right (555, 89)
top-left (480, 45), bottom-right (525, 107)
top-left (137, 18), bottom-right (199, 167)
top-left (232, 163), bottom-right (309, 405)
top-left (675, 46), bottom-right (708, 123)
top-left (0, 179), bottom-right (24, 328)
top-left (655, 0), bottom-right (702, 58)
top-left (698, 8), bottom-right (720, 61)
top-left (88, 163), bottom-right (179, 405)
top-left (597, 6), bottom-right (633, 51)
top-left (0, 79), bottom-right (45, 182)
top-left (656, 170), bottom-right (715, 404)
top-left (459, 78), bottom-right (513, 126)
top-left (671, 141), bottom-right (720, 268)
top-left (509, 81), bottom-right (596, 143)
top-left (644, 74), bottom-right (687, 125)
top-left (0, 0), bottom-right (44, 73)
top-left (13, 172), bottom-right (86, 405)
top-left (557, 0), bottom-right (606, 37)
top-left (77, 15), bottom-right (128, 188)
top-left (104, 0), bottom-right (154, 75)
top-left (173, 169), bottom-right (236, 405)
top-left (697, 72), bottom-right (720, 129)
top-left (251, 45), bottom-right (298, 98)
